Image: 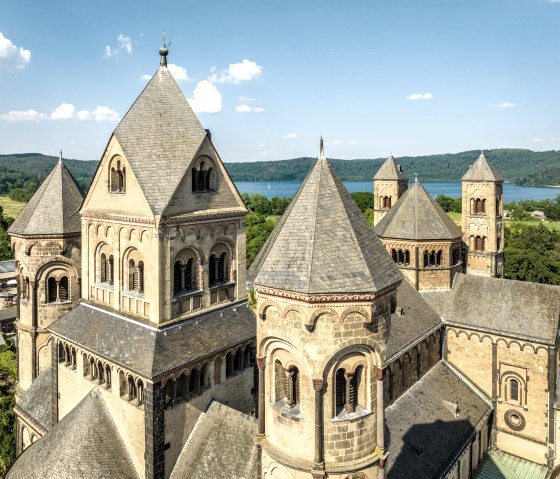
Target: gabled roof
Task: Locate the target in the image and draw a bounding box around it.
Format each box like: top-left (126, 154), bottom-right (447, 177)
top-left (250, 154), bottom-right (402, 294)
top-left (422, 273), bottom-right (560, 344)
top-left (170, 401), bottom-right (258, 479)
top-left (374, 179), bottom-right (462, 241)
top-left (373, 155), bottom-right (408, 180)
top-left (49, 301), bottom-right (255, 379)
top-left (461, 152), bottom-right (503, 182)
top-left (8, 160), bottom-right (83, 236)
top-left (7, 388), bottom-right (139, 479)
top-left (113, 65), bottom-right (208, 216)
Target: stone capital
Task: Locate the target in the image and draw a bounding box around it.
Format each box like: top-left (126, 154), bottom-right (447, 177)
top-left (256, 357), bottom-right (266, 370)
top-left (312, 378), bottom-right (324, 392)
top-left (375, 366), bottom-right (384, 381)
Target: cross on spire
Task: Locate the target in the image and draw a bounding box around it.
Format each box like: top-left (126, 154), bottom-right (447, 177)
top-left (159, 30), bottom-right (169, 67)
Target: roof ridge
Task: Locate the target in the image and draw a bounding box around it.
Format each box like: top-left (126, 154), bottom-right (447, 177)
top-left (306, 160), bottom-right (326, 293)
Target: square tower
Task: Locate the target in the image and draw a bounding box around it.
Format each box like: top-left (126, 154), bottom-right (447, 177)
top-left (373, 155), bottom-right (408, 225)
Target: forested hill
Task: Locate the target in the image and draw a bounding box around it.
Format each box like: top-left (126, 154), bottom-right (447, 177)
top-left (1, 149), bottom-right (559, 194)
top-left (224, 149), bottom-right (560, 185)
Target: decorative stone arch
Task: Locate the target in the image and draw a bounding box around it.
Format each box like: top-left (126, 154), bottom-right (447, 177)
top-left (307, 308), bottom-right (339, 332)
top-left (22, 426), bottom-right (31, 450)
top-left (467, 331), bottom-right (483, 342)
top-left (259, 336), bottom-right (298, 360)
top-left (507, 340), bottom-right (523, 351)
top-left (457, 330), bottom-right (470, 341)
top-left (226, 222), bottom-right (237, 235)
top-left (281, 304), bottom-right (307, 323)
top-left (184, 226), bottom-right (199, 240)
top-left (499, 370), bottom-right (527, 405)
top-left (209, 240), bottom-right (234, 286)
top-left (24, 242), bottom-right (38, 256)
top-left (535, 345), bottom-right (549, 355)
top-left (128, 227), bottom-right (140, 242)
top-left (62, 239), bottom-right (81, 260)
top-left (140, 229), bottom-right (150, 242)
top-left (200, 225), bottom-right (212, 239)
top-left (496, 337), bottom-right (510, 348)
top-left (173, 246), bottom-right (203, 293)
top-left (321, 342), bottom-right (382, 383)
top-left (519, 342), bottom-right (537, 354)
top-left (122, 247), bottom-right (144, 292)
top-left (258, 300), bottom-right (281, 321)
top-left (339, 306), bottom-right (370, 324)
top-left (108, 155), bottom-right (126, 193)
top-left (213, 223), bottom-right (226, 238)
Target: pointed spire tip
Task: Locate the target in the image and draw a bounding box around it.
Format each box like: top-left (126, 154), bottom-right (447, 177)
top-left (159, 30), bottom-right (169, 67)
top-left (319, 136), bottom-right (325, 161)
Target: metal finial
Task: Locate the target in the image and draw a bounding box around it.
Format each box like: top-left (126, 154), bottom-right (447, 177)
top-left (59, 150), bottom-right (62, 163)
top-left (414, 174), bottom-right (419, 184)
top-left (319, 136), bottom-right (325, 160)
top-left (159, 30), bottom-right (169, 67)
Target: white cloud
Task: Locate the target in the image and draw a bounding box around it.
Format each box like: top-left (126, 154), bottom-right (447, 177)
top-left (239, 96), bottom-right (257, 102)
top-left (1, 109), bottom-right (46, 121)
top-left (405, 92), bottom-right (433, 100)
top-left (140, 74), bottom-right (152, 81)
top-left (188, 80), bottom-right (223, 113)
top-left (51, 102), bottom-right (76, 120)
top-left (90, 106), bottom-right (120, 122)
top-left (168, 63), bottom-right (190, 82)
top-left (235, 104), bottom-right (264, 113)
top-left (104, 33), bottom-right (133, 58)
top-left (281, 132), bottom-right (298, 139)
top-left (236, 104), bottom-right (252, 112)
top-left (210, 59), bottom-right (263, 84)
top-left (117, 34), bottom-right (132, 54)
top-left (327, 139), bottom-right (358, 146)
top-left (76, 110), bottom-right (92, 120)
top-left (0, 32), bottom-right (31, 71)
top-left (489, 102), bottom-right (515, 108)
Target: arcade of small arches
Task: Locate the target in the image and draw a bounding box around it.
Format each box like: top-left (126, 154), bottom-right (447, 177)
top-left (383, 330), bottom-right (442, 407)
top-left (19, 424), bottom-right (39, 453)
top-left (391, 249), bottom-right (410, 266)
top-left (469, 235), bottom-right (487, 252)
top-left (379, 195), bottom-right (392, 209)
top-left (161, 342), bottom-right (255, 409)
top-left (56, 339), bottom-right (146, 407)
top-left (470, 198), bottom-right (487, 215)
top-left (191, 157), bottom-right (217, 193)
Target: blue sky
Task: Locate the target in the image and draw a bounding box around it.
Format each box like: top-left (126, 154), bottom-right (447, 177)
top-left (1, 0), bottom-right (559, 163)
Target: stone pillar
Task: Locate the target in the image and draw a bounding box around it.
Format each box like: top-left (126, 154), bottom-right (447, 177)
top-left (285, 368), bottom-right (295, 407)
top-left (312, 378), bottom-right (325, 468)
top-left (344, 371), bottom-right (354, 412)
top-left (376, 367), bottom-right (385, 479)
top-left (257, 357), bottom-right (266, 435)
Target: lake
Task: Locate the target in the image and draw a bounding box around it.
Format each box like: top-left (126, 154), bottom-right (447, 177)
top-left (236, 181), bottom-right (560, 203)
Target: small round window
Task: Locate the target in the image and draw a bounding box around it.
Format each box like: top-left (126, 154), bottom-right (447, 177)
top-left (504, 409), bottom-right (526, 431)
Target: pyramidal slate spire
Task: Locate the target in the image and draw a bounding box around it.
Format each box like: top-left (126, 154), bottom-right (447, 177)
top-left (8, 158), bottom-right (84, 237)
top-left (461, 151), bottom-right (503, 182)
top-left (249, 140), bottom-right (402, 294)
top-left (374, 154), bottom-right (408, 181)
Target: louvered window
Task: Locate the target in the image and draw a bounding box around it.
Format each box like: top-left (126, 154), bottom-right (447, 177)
top-left (335, 369), bottom-right (346, 415)
top-left (129, 260), bottom-right (136, 290)
top-left (100, 253), bottom-right (107, 282)
top-left (510, 379), bottom-right (519, 402)
top-left (59, 276), bottom-right (69, 301)
top-left (47, 277), bottom-right (57, 303)
top-left (209, 255), bottom-right (218, 286)
top-left (185, 258), bottom-right (194, 290)
top-left (173, 261), bottom-right (182, 294)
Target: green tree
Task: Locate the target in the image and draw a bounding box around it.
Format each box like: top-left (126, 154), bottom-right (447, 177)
top-left (435, 195), bottom-right (462, 213)
top-left (0, 338), bottom-right (16, 470)
top-left (364, 208), bottom-right (375, 227)
top-left (246, 214), bottom-right (276, 267)
top-left (350, 192), bottom-right (373, 213)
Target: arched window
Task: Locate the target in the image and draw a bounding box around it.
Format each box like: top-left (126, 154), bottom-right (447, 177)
top-left (109, 158), bottom-right (126, 193)
top-left (100, 253), bottom-right (107, 282)
top-left (90, 357), bottom-right (97, 380)
top-left (47, 277), bottom-right (57, 303)
top-left (226, 352), bottom-right (235, 378)
top-left (105, 364), bottom-right (111, 388)
top-left (335, 366), bottom-right (364, 415)
top-left (206, 167), bottom-right (215, 191)
top-left (137, 379), bottom-right (144, 405)
top-left (119, 371), bottom-right (126, 397)
top-left (234, 348), bottom-right (243, 372)
top-left (475, 236), bottom-right (484, 251)
top-left (404, 250), bottom-right (410, 265)
top-left (214, 357), bottom-right (222, 385)
top-left (173, 261), bottom-right (182, 294)
top-left (201, 362), bottom-right (209, 388)
top-left (209, 254), bottom-right (218, 287)
top-left (508, 378), bottom-right (520, 403)
top-left (274, 360), bottom-right (285, 402)
top-left (128, 376), bottom-right (137, 401)
top-left (391, 249), bottom-right (397, 263)
top-left (97, 360), bottom-right (104, 384)
top-left (189, 369), bottom-right (199, 394)
top-left (138, 261), bottom-right (144, 293)
top-left (83, 353), bottom-right (90, 377)
top-left (335, 368), bottom-right (347, 415)
top-left (70, 347), bottom-right (76, 369)
top-left (125, 251), bottom-right (144, 294)
top-left (59, 276), bottom-right (69, 301)
top-left (173, 256), bottom-right (197, 296)
top-left (286, 366), bottom-right (300, 408)
top-left (218, 252), bottom-right (229, 283)
top-left (58, 342), bottom-right (65, 363)
top-left (436, 251), bottom-right (442, 266)
top-left (192, 167), bottom-right (198, 191)
top-left (108, 255), bottom-right (114, 285)
top-left (128, 259), bottom-right (136, 290)
top-left (197, 161), bottom-right (206, 191)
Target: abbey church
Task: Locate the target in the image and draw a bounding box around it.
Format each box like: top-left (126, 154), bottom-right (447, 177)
top-left (4, 45), bottom-right (560, 479)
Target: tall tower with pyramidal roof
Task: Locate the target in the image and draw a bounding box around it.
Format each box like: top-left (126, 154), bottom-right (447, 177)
top-left (250, 139), bottom-right (402, 479)
top-left (8, 156), bottom-right (83, 398)
top-left (461, 152), bottom-right (504, 277)
top-left (373, 155), bottom-right (408, 225)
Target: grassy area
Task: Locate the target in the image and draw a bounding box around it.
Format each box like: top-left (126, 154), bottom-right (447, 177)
top-left (0, 196), bottom-right (25, 218)
top-left (448, 211), bottom-right (461, 226)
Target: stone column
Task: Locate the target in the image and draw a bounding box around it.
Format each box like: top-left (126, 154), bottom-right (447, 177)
top-left (257, 357), bottom-right (266, 435)
top-left (376, 367), bottom-right (385, 479)
top-left (312, 378), bottom-right (324, 467)
top-left (344, 371), bottom-right (354, 412)
top-left (285, 368), bottom-right (295, 407)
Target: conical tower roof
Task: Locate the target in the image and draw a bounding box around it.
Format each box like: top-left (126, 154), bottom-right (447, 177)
top-left (375, 178), bottom-right (462, 240)
top-left (373, 155), bottom-right (408, 180)
top-left (8, 159), bottom-right (83, 236)
top-left (250, 141), bottom-right (402, 295)
top-left (6, 388), bottom-right (139, 479)
top-left (461, 152), bottom-right (503, 182)
top-left (113, 49), bottom-right (208, 215)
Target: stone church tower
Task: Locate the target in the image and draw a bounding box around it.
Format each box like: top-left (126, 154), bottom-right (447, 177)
top-left (8, 157), bottom-right (83, 395)
top-left (250, 141), bottom-right (402, 479)
top-left (373, 155), bottom-right (408, 225)
top-left (461, 152), bottom-right (504, 277)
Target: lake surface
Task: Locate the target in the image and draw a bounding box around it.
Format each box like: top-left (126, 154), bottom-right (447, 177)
top-left (236, 181), bottom-right (560, 203)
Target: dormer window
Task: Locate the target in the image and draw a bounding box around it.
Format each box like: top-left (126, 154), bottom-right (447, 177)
top-left (192, 157), bottom-right (216, 193)
top-left (109, 157), bottom-right (126, 193)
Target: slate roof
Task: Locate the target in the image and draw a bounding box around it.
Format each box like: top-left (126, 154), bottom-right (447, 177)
top-left (8, 160), bottom-right (83, 236)
top-left (7, 388), bottom-right (139, 479)
top-left (113, 64), bottom-right (208, 216)
top-left (461, 152), bottom-right (503, 182)
top-left (422, 273), bottom-right (560, 344)
top-left (49, 301), bottom-right (255, 379)
top-left (250, 157), bottom-right (402, 294)
top-left (14, 367), bottom-right (53, 433)
top-left (373, 155), bottom-right (408, 180)
top-left (0, 260), bottom-right (15, 274)
top-left (385, 280), bottom-right (442, 361)
top-left (386, 361), bottom-right (492, 479)
top-left (374, 179), bottom-right (463, 241)
top-left (169, 401), bottom-right (258, 479)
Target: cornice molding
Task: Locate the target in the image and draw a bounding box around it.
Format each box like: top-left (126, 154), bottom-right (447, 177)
top-left (161, 210), bottom-right (246, 226)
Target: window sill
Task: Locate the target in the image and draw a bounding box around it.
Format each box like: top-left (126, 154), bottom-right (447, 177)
top-left (121, 290), bottom-right (145, 299)
top-left (173, 288), bottom-right (203, 301)
top-left (45, 300), bottom-right (72, 306)
top-left (332, 407), bottom-right (372, 423)
top-left (108, 191), bottom-right (126, 195)
top-left (209, 281), bottom-right (235, 291)
top-left (95, 282), bottom-right (114, 290)
top-left (271, 400), bottom-right (302, 421)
